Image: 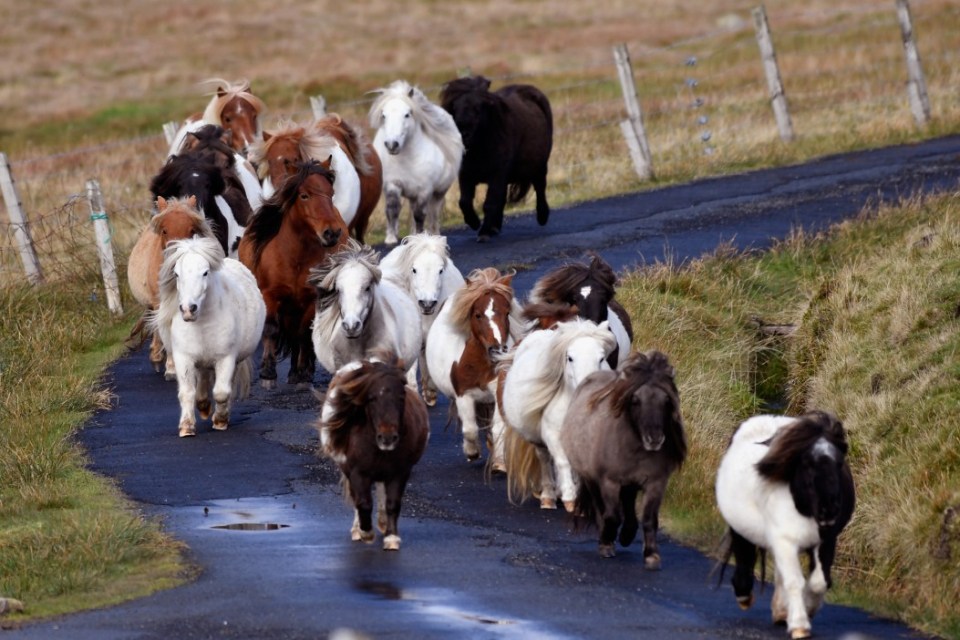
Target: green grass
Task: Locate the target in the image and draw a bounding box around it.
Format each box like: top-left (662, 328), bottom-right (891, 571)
top-left (616, 193), bottom-right (960, 638)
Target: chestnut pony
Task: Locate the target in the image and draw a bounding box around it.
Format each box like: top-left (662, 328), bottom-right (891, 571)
top-left (167, 78), bottom-right (266, 157)
top-left (238, 160), bottom-right (348, 389)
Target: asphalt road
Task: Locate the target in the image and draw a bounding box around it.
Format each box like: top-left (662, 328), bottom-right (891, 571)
top-left (14, 136), bottom-right (960, 639)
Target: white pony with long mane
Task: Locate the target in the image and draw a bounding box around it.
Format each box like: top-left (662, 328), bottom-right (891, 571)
top-left (369, 80), bottom-right (464, 245)
top-left (152, 236), bottom-right (266, 438)
top-left (380, 233), bottom-right (465, 405)
top-left (499, 319), bottom-right (616, 511)
top-left (309, 240), bottom-right (422, 386)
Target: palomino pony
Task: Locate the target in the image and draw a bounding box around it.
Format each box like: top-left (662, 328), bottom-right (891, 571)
top-left (380, 233), bottom-right (465, 406)
top-left (715, 411), bottom-right (855, 640)
top-left (425, 267), bottom-right (523, 464)
top-left (440, 75), bottom-right (553, 242)
top-left (149, 152), bottom-right (250, 258)
top-left (499, 319), bottom-right (616, 511)
top-left (561, 350), bottom-right (687, 566)
top-left (528, 253), bottom-right (634, 368)
top-left (308, 239), bottom-right (422, 386)
top-left (127, 196), bottom-right (214, 377)
top-left (318, 354), bottom-right (429, 551)
top-left (252, 115), bottom-right (382, 243)
top-left (152, 236), bottom-right (265, 437)
top-left (238, 160), bottom-right (348, 388)
top-left (368, 80), bottom-right (464, 245)
top-left (168, 78), bottom-right (266, 157)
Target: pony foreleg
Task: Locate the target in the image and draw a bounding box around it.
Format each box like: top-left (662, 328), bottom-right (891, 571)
top-left (405, 361), bottom-right (419, 394)
top-left (487, 406), bottom-right (507, 473)
top-left (729, 529), bottom-right (758, 610)
top-left (455, 396), bottom-right (482, 461)
top-left (540, 426), bottom-right (577, 512)
top-left (175, 359), bottom-right (198, 438)
top-left (348, 472), bottom-right (375, 544)
top-left (195, 368), bottom-right (213, 419)
top-left (457, 179), bottom-right (480, 230)
top-left (534, 445), bottom-right (558, 509)
top-left (419, 343), bottom-right (437, 407)
top-left (770, 539), bottom-right (813, 638)
top-left (478, 176), bottom-right (508, 241)
top-left (382, 473), bottom-right (411, 551)
top-left (638, 477), bottom-right (667, 570)
top-left (424, 193), bottom-right (444, 236)
top-left (411, 198), bottom-right (428, 235)
top-left (618, 485), bottom-right (640, 548)
top-left (384, 187), bottom-right (403, 246)
top-left (533, 167), bottom-right (550, 226)
top-left (211, 358), bottom-right (237, 431)
top-left (259, 314), bottom-right (280, 389)
top-left (803, 545), bottom-right (827, 620)
top-left (597, 479), bottom-right (623, 558)
top-left (376, 482), bottom-right (388, 534)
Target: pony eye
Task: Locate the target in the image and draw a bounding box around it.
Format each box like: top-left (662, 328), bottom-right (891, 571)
top-left (365, 285), bottom-right (372, 292)
top-left (404, 113), bottom-right (411, 119)
top-left (439, 267), bottom-right (444, 274)
top-left (300, 192), bottom-right (309, 200)
top-left (412, 267), bottom-right (417, 274)
top-left (203, 270), bottom-right (209, 277)
top-left (568, 355), bottom-right (574, 363)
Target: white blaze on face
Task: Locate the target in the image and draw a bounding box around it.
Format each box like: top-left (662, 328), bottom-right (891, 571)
top-left (812, 436), bottom-right (838, 460)
top-left (484, 298), bottom-right (503, 345)
top-left (579, 285), bottom-right (592, 302)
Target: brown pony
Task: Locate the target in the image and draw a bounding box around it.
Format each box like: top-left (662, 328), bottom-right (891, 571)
top-left (174, 78), bottom-right (266, 155)
top-left (560, 350), bottom-right (687, 566)
top-left (127, 196), bottom-right (213, 376)
top-left (238, 160), bottom-right (348, 389)
top-left (252, 115), bottom-right (382, 243)
top-left (318, 354), bottom-right (429, 551)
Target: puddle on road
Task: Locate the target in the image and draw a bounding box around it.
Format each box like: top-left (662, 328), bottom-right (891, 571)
top-left (212, 522), bottom-right (290, 531)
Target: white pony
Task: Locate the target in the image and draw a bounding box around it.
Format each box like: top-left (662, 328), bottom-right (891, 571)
top-left (380, 233), bottom-right (465, 405)
top-left (369, 80), bottom-right (464, 245)
top-left (152, 236), bottom-right (266, 438)
top-left (308, 240), bottom-right (422, 386)
top-left (499, 319), bottom-right (616, 511)
top-left (715, 411), bottom-right (855, 640)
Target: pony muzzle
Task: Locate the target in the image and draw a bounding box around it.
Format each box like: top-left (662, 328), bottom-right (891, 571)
top-left (384, 140), bottom-right (401, 155)
top-left (179, 303), bottom-right (199, 321)
top-left (376, 430), bottom-right (400, 451)
top-left (320, 228), bottom-right (343, 248)
top-left (341, 320), bottom-right (363, 338)
top-left (418, 299), bottom-right (438, 314)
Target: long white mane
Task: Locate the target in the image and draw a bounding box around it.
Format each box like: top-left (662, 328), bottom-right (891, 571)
top-left (310, 242), bottom-right (382, 340)
top-left (368, 80), bottom-right (464, 169)
top-left (154, 236), bottom-right (226, 330)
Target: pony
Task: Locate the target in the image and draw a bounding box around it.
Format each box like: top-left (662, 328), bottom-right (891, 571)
top-left (237, 160), bottom-right (349, 388)
top-left (149, 152), bottom-right (250, 258)
top-left (177, 123), bottom-right (264, 212)
top-left (560, 350), bottom-right (687, 567)
top-left (251, 115), bottom-right (382, 244)
top-left (498, 319), bottom-right (617, 511)
top-left (439, 75), bottom-right (553, 242)
top-left (167, 78), bottom-right (266, 157)
top-left (424, 267), bottom-right (523, 465)
top-left (368, 80), bottom-right (464, 245)
top-left (127, 196), bottom-right (214, 378)
top-left (528, 253), bottom-right (634, 368)
top-left (318, 354), bottom-right (429, 551)
top-left (715, 411), bottom-right (855, 640)
top-left (151, 236), bottom-right (265, 437)
top-left (379, 233), bottom-right (465, 406)
top-left (308, 239), bottom-right (422, 387)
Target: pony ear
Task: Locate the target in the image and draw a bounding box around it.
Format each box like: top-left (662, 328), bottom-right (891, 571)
top-left (408, 87), bottom-right (415, 98)
top-left (598, 320), bottom-right (610, 332)
top-left (321, 155), bottom-right (333, 170)
top-left (156, 196), bottom-right (168, 212)
top-left (262, 131), bottom-right (272, 142)
top-left (217, 85), bottom-right (228, 98)
top-left (186, 195), bottom-right (198, 209)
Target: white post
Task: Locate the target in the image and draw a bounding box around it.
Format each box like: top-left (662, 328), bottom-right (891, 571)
top-left (752, 5), bottom-right (794, 142)
top-left (162, 121), bottom-right (180, 146)
top-left (896, 0), bottom-right (931, 127)
top-left (86, 179), bottom-right (123, 315)
top-left (0, 152), bottom-right (43, 283)
top-left (310, 96), bottom-right (327, 119)
top-left (613, 43), bottom-right (653, 180)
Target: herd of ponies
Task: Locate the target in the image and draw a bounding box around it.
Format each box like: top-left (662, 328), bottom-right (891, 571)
top-left (125, 78), bottom-right (856, 639)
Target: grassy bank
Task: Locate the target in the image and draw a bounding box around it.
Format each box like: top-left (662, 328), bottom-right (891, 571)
top-left (616, 192), bottom-right (960, 638)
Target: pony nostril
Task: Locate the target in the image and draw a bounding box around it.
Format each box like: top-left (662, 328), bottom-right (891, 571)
top-left (419, 300), bottom-right (437, 313)
top-left (322, 228), bottom-right (342, 246)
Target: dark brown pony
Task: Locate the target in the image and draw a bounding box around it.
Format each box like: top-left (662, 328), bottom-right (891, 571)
top-left (252, 116), bottom-right (382, 243)
top-left (440, 75), bottom-right (552, 242)
top-left (560, 350), bottom-right (687, 566)
top-left (318, 354), bottom-right (429, 551)
top-left (238, 160), bottom-right (348, 388)
top-left (529, 253), bottom-right (634, 367)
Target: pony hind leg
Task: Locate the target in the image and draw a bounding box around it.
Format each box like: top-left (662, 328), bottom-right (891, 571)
top-left (540, 424), bottom-right (577, 512)
top-left (149, 331), bottom-right (166, 374)
top-left (175, 359), bottom-right (199, 437)
top-left (618, 485), bottom-right (640, 548)
top-left (597, 479), bottom-right (623, 558)
top-left (534, 445), bottom-right (558, 509)
top-left (533, 168), bottom-right (550, 226)
top-left (348, 471), bottom-right (376, 544)
top-left (457, 178), bottom-right (480, 231)
top-left (638, 477), bottom-right (668, 570)
top-left (728, 528), bottom-right (758, 610)
top-left (211, 358), bottom-right (238, 431)
top-left (425, 192), bottom-right (445, 236)
top-left (259, 315), bottom-right (280, 389)
top-left (478, 177), bottom-right (508, 242)
top-left (384, 186), bottom-right (403, 246)
top-left (196, 368), bottom-right (213, 420)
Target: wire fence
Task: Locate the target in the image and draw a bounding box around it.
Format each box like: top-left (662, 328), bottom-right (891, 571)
top-left (2, 0), bottom-right (957, 297)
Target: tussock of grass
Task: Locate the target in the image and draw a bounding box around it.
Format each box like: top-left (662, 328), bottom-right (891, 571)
top-left (618, 193), bottom-right (960, 637)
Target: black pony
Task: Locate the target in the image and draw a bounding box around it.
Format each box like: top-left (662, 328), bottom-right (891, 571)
top-left (440, 75), bottom-right (553, 242)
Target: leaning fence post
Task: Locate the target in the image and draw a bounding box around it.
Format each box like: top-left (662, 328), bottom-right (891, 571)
top-left (895, 0), bottom-right (931, 127)
top-left (0, 151), bottom-right (43, 284)
top-left (310, 96), bottom-right (327, 119)
top-left (85, 179), bottom-right (123, 315)
top-left (752, 5), bottom-right (794, 142)
top-left (613, 43), bottom-right (653, 180)
top-left (162, 121), bottom-right (180, 147)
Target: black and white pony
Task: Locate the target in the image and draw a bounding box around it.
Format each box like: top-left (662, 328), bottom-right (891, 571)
top-left (715, 411), bottom-right (855, 639)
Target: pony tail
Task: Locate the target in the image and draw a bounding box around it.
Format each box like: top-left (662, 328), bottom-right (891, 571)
top-left (233, 358), bottom-right (253, 401)
top-left (503, 427), bottom-right (542, 505)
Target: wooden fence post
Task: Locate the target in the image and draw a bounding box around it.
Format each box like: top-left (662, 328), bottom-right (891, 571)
top-left (613, 43), bottom-right (653, 180)
top-left (310, 96), bottom-right (327, 119)
top-left (752, 5), bottom-right (794, 142)
top-left (162, 121), bottom-right (180, 147)
top-left (895, 0), bottom-right (931, 127)
top-left (85, 179), bottom-right (123, 315)
top-left (0, 152), bottom-right (43, 284)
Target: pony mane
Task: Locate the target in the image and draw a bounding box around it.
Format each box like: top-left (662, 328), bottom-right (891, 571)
top-left (322, 355), bottom-right (405, 433)
top-left (756, 411), bottom-right (848, 482)
top-left (314, 114), bottom-right (375, 177)
top-left (517, 320), bottom-right (617, 429)
top-left (448, 267), bottom-right (515, 335)
top-left (154, 236), bottom-right (225, 330)
top-left (243, 160), bottom-right (337, 267)
top-left (250, 119), bottom-right (340, 181)
top-left (529, 253), bottom-right (617, 305)
top-left (308, 239), bottom-right (382, 337)
top-left (440, 75), bottom-right (494, 108)
top-left (591, 350), bottom-right (687, 463)
top-left (199, 78), bottom-right (266, 125)
top-left (186, 124), bottom-right (237, 164)
top-left (369, 80), bottom-right (464, 169)
top-left (150, 197), bottom-right (211, 236)
top-left (520, 301), bottom-right (580, 333)
top-left (387, 233), bottom-right (450, 286)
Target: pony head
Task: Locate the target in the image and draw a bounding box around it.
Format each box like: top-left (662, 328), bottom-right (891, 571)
top-left (530, 252), bottom-right (617, 325)
top-left (371, 80), bottom-right (420, 155)
top-left (440, 76), bottom-right (496, 149)
top-left (200, 78), bottom-right (265, 155)
top-left (325, 355), bottom-right (408, 452)
top-left (393, 234), bottom-right (451, 315)
top-left (153, 196), bottom-right (210, 247)
top-left (452, 267), bottom-right (515, 356)
top-left (159, 237), bottom-right (225, 322)
top-left (310, 239), bottom-right (382, 339)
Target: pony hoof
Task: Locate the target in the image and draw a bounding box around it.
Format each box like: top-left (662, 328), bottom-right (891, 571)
top-left (476, 234), bottom-right (491, 244)
top-left (562, 500), bottom-right (576, 513)
top-left (644, 553), bottom-right (662, 571)
top-left (598, 543), bottom-right (616, 558)
top-left (164, 371), bottom-right (177, 382)
top-left (260, 378), bottom-right (277, 390)
top-left (359, 529), bottom-right (375, 544)
top-left (197, 401), bottom-right (212, 420)
top-left (212, 420), bottom-right (228, 431)
top-left (382, 535), bottom-right (401, 551)
top-left (152, 361), bottom-right (164, 374)
top-left (790, 629), bottom-right (811, 640)
top-left (490, 461), bottom-right (507, 474)
top-left (736, 594), bottom-right (754, 610)
top-left (178, 425), bottom-right (196, 438)
top-left (540, 497), bottom-right (557, 510)
top-left (423, 390), bottom-right (437, 407)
